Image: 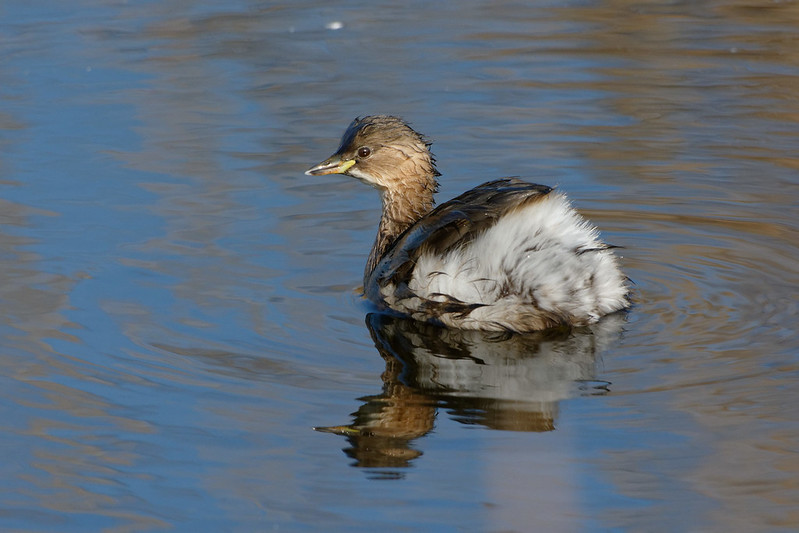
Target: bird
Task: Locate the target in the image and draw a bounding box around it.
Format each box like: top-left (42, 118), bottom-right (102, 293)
top-left (305, 115), bottom-right (630, 332)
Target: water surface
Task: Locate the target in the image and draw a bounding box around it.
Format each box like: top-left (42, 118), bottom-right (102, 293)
top-left (1, 1), bottom-right (798, 531)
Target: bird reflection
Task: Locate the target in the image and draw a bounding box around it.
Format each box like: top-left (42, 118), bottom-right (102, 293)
top-left (316, 312), bottom-right (624, 469)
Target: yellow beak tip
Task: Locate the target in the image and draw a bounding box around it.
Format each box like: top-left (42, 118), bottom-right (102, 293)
top-left (306, 158), bottom-right (355, 176)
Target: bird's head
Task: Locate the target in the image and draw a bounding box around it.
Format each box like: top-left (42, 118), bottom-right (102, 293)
top-left (305, 115), bottom-right (439, 193)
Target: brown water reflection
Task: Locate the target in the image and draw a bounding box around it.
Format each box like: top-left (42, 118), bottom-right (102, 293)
top-left (317, 313), bottom-right (623, 470)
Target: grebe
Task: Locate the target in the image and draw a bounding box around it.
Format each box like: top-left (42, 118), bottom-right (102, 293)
top-left (306, 115), bottom-right (630, 332)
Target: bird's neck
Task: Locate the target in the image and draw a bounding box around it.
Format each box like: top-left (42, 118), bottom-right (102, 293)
top-left (365, 184), bottom-right (436, 282)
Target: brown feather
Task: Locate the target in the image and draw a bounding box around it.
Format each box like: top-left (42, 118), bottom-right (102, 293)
top-left (366, 178), bottom-right (553, 299)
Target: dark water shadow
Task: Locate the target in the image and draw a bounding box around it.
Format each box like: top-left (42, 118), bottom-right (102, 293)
top-left (316, 312), bottom-right (625, 471)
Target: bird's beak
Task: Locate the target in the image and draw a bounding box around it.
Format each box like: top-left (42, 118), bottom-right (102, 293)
top-left (305, 156), bottom-right (356, 176)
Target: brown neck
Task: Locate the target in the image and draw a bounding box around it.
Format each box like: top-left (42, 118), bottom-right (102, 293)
top-left (364, 185), bottom-right (436, 282)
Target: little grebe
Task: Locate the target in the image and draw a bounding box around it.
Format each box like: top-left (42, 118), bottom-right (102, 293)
top-left (306, 115), bottom-right (630, 332)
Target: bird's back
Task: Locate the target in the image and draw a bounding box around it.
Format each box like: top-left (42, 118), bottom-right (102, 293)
top-left (366, 178), bottom-right (629, 332)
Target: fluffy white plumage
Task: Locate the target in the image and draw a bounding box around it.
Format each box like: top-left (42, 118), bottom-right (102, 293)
top-left (384, 192), bottom-right (629, 331)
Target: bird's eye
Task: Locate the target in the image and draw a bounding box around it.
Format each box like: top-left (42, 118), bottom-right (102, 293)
top-left (357, 146), bottom-right (371, 158)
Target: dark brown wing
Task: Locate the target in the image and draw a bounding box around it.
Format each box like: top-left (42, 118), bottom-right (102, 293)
top-left (365, 178), bottom-right (553, 304)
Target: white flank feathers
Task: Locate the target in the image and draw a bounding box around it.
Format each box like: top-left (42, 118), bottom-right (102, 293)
top-left (382, 192), bottom-right (629, 331)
